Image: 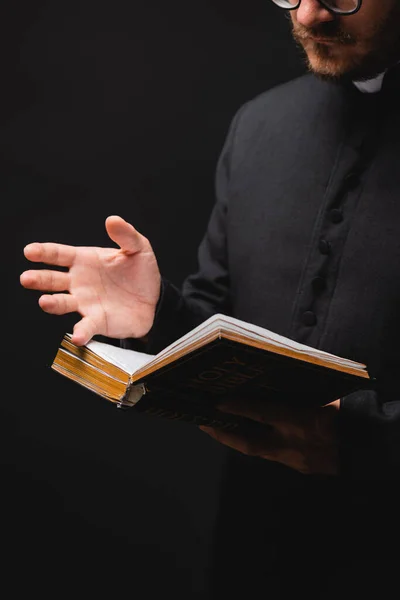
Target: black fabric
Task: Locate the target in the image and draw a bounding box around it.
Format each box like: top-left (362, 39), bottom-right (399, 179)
top-left (138, 69), bottom-right (400, 480)
top-left (123, 68), bottom-right (400, 597)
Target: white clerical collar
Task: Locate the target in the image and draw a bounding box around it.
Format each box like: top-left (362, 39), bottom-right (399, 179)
top-left (353, 71), bottom-right (386, 94)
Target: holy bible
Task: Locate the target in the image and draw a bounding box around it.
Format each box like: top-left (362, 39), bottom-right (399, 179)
top-left (51, 313), bottom-right (372, 431)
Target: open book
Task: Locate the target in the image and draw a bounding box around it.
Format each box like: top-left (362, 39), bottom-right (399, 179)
top-left (52, 313), bottom-right (372, 431)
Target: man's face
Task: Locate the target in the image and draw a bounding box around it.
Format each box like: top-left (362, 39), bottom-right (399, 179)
top-left (289, 0), bottom-right (400, 81)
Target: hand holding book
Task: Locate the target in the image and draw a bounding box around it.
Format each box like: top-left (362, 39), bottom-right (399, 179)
top-left (200, 395), bottom-right (340, 475)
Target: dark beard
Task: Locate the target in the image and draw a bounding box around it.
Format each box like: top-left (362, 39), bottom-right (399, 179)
top-left (287, 7), bottom-right (400, 82)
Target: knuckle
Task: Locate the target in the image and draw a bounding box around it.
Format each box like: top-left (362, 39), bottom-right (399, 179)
top-left (61, 295), bottom-right (68, 313)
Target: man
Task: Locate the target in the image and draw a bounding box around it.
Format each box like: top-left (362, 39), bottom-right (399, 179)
top-left (20, 0), bottom-right (400, 596)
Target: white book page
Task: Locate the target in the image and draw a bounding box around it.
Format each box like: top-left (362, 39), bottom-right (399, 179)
top-left (84, 338), bottom-right (155, 374)
top-left (214, 315), bottom-right (365, 369)
top-left (73, 312), bottom-right (366, 378)
top-left (136, 314), bottom-right (366, 372)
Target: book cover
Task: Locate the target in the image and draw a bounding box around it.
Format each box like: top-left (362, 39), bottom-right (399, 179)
top-left (51, 314), bottom-right (373, 431)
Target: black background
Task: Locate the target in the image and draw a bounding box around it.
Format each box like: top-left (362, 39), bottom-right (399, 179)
top-left (2, 1), bottom-right (305, 597)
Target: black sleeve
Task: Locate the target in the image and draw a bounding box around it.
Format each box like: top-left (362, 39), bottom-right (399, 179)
top-left (122, 102), bottom-right (249, 355)
top-left (339, 389), bottom-right (400, 480)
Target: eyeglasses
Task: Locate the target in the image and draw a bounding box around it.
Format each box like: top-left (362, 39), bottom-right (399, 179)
top-left (270, 0), bottom-right (362, 16)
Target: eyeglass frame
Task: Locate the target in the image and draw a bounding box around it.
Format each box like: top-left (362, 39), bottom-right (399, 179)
top-left (271, 0), bottom-right (363, 16)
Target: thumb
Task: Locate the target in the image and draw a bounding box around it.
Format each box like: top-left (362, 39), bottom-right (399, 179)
top-left (105, 215), bottom-right (145, 254)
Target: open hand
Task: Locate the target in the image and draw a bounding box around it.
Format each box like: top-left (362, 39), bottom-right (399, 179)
top-left (20, 215), bottom-right (161, 345)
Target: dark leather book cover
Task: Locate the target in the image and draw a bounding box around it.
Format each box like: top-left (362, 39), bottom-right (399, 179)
top-left (126, 337), bottom-right (373, 431)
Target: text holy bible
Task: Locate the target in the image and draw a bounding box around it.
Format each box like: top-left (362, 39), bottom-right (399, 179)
top-left (51, 313), bottom-right (372, 431)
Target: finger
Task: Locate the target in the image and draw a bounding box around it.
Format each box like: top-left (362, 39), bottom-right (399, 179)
top-left (217, 397), bottom-right (294, 427)
top-left (200, 426), bottom-right (250, 452)
top-left (23, 242), bottom-right (76, 267)
top-left (199, 426), bottom-right (278, 457)
top-left (200, 426), bottom-right (304, 470)
top-left (105, 215), bottom-right (145, 254)
top-left (20, 269), bottom-right (70, 292)
top-left (71, 316), bottom-right (98, 346)
top-left (38, 293), bottom-right (78, 315)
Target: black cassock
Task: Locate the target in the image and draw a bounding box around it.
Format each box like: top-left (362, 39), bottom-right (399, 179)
top-left (125, 66), bottom-right (400, 599)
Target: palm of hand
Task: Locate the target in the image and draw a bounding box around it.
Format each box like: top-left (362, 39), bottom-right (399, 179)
top-left (20, 216), bottom-right (161, 345)
top-left (67, 244), bottom-right (161, 342)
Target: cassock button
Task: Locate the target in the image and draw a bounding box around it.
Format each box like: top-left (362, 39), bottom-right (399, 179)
top-left (330, 209), bottom-right (343, 223)
top-left (344, 171), bottom-right (360, 189)
top-left (312, 276), bottom-right (326, 292)
top-left (319, 239), bottom-right (331, 255)
top-left (302, 311), bottom-right (317, 326)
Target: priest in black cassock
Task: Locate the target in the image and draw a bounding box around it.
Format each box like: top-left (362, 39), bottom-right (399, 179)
top-left (21, 0), bottom-right (400, 597)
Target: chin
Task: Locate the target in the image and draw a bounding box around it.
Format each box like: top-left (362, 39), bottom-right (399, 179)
top-left (306, 55), bottom-right (352, 80)
top-left (304, 44), bottom-right (377, 82)
top-left (297, 40), bottom-right (347, 78)
top-left (303, 40), bottom-right (399, 82)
